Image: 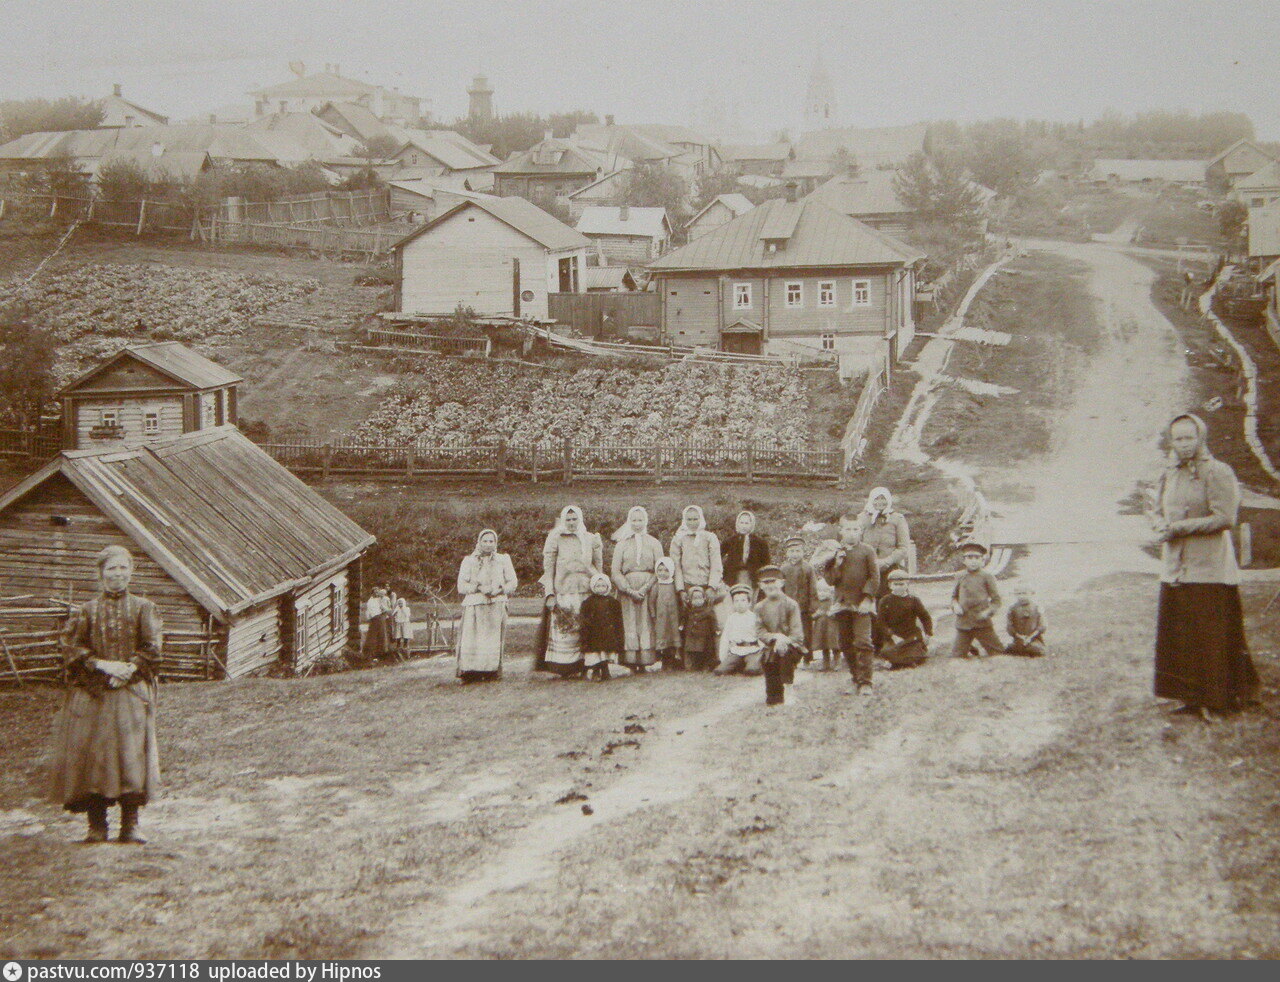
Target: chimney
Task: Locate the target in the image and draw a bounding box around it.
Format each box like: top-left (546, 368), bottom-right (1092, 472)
top-left (605, 114), bottom-right (615, 126)
top-left (544, 129), bottom-right (554, 141)
top-left (113, 83), bottom-right (122, 97)
top-left (619, 204), bottom-right (629, 221)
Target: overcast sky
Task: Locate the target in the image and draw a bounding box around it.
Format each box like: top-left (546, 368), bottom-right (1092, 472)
top-left (3, 0), bottom-right (1277, 139)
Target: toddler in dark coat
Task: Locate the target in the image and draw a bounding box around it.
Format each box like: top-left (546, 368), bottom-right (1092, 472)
top-left (579, 573), bottom-right (624, 680)
top-left (681, 585), bottom-right (719, 671)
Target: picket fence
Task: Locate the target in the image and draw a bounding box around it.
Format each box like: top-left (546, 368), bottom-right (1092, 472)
top-left (261, 436), bottom-right (844, 485)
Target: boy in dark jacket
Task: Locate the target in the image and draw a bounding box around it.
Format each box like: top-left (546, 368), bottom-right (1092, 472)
top-left (877, 570), bottom-right (933, 669)
top-left (1005, 587), bottom-right (1047, 657)
top-left (951, 542), bottom-right (1004, 659)
top-left (817, 514), bottom-right (880, 695)
top-left (779, 535), bottom-right (816, 661)
top-left (755, 565), bottom-right (807, 706)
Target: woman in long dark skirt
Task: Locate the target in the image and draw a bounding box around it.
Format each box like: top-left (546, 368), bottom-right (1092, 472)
top-left (1152, 413), bottom-right (1259, 718)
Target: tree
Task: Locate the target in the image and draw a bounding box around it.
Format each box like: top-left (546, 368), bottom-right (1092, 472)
top-left (336, 166), bottom-right (383, 191)
top-left (0, 97), bottom-right (103, 142)
top-left (622, 163), bottom-right (689, 223)
top-left (96, 158), bottom-right (152, 201)
top-left (357, 134), bottom-right (402, 160)
top-left (893, 152), bottom-right (985, 234)
top-left (451, 110), bottom-right (598, 160)
top-left (1218, 200), bottom-right (1248, 249)
top-left (0, 306), bottom-right (56, 426)
top-left (961, 119), bottom-right (1045, 197)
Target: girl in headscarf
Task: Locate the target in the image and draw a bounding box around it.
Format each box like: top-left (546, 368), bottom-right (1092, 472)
top-left (536, 505), bottom-right (604, 677)
top-left (721, 509), bottom-right (771, 590)
top-left (611, 506), bottom-right (665, 671)
top-left (1152, 413), bottom-right (1259, 717)
top-left (50, 546), bottom-right (162, 844)
top-left (650, 558), bottom-right (682, 669)
top-left (456, 529), bottom-right (517, 683)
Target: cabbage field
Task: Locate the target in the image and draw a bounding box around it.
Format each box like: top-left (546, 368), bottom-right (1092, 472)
top-left (0, 263), bottom-right (320, 384)
top-left (355, 360), bottom-right (817, 448)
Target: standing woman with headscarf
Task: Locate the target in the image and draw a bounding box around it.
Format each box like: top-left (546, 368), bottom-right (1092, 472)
top-left (456, 529), bottom-right (517, 683)
top-left (859, 486), bottom-right (913, 652)
top-left (721, 510), bottom-right (771, 592)
top-left (611, 506), bottom-right (665, 671)
top-left (536, 505), bottom-right (604, 678)
top-left (50, 545), bottom-right (162, 844)
top-left (1152, 413), bottom-right (1259, 718)
top-left (670, 504), bottom-right (726, 617)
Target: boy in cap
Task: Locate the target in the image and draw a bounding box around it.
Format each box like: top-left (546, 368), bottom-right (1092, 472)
top-left (1005, 586), bottom-right (1048, 657)
top-left (779, 535), bottom-right (816, 662)
top-left (877, 570), bottom-right (933, 669)
top-left (754, 564), bottom-right (808, 705)
top-left (950, 541), bottom-right (1004, 659)
top-left (714, 584), bottom-right (764, 675)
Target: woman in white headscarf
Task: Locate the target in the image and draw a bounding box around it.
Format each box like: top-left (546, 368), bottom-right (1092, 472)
top-left (535, 505), bottom-right (604, 677)
top-left (611, 506), bottom-right (665, 670)
top-left (455, 529), bottom-right (517, 683)
top-left (670, 504), bottom-right (728, 628)
top-left (858, 487), bottom-right (912, 579)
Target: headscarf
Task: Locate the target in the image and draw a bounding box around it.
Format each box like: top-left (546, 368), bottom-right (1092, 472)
top-left (590, 572), bottom-right (613, 594)
top-left (674, 504), bottom-right (707, 540)
top-left (736, 510), bottom-right (756, 534)
top-left (472, 528), bottom-right (499, 557)
top-left (547, 504), bottom-right (595, 561)
top-left (655, 557), bottom-right (676, 582)
top-left (864, 486), bottom-right (894, 521)
top-left (1167, 413), bottom-right (1211, 478)
top-left (613, 506), bottom-right (651, 565)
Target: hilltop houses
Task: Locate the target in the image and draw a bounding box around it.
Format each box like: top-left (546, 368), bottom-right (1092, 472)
top-left (685, 193), bottom-right (756, 241)
top-left (575, 205), bottom-right (672, 265)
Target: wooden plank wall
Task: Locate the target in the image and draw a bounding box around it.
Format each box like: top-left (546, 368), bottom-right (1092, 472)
top-left (225, 601), bottom-right (282, 679)
top-left (547, 291), bottom-right (662, 338)
top-left (292, 568), bottom-right (350, 672)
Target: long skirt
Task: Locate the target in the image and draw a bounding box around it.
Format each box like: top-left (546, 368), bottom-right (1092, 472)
top-left (619, 584), bottom-right (657, 667)
top-left (364, 613), bottom-right (389, 658)
top-left (536, 592), bottom-right (587, 676)
top-left (50, 683), bottom-right (160, 812)
top-left (1155, 583), bottom-right (1259, 713)
top-left (457, 601), bottom-right (506, 681)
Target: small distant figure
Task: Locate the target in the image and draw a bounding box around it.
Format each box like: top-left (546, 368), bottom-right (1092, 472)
top-left (714, 584), bottom-right (764, 675)
top-left (779, 535), bottom-right (816, 662)
top-left (754, 565), bottom-right (807, 706)
top-left (363, 587), bottom-right (390, 659)
top-left (1005, 587), bottom-right (1047, 658)
top-left (950, 542), bottom-right (1004, 659)
top-left (877, 570), bottom-right (933, 669)
top-left (578, 574), bottom-right (624, 681)
top-left (391, 597), bottom-right (413, 658)
top-left (650, 558), bottom-right (682, 672)
top-left (809, 577), bottom-right (840, 671)
top-left (681, 585), bottom-right (719, 671)
top-left (1179, 270), bottom-right (1196, 310)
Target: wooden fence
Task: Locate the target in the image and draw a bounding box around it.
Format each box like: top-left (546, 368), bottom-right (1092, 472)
top-left (260, 436), bottom-right (844, 485)
top-left (216, 188), bottom-right (391, 226)
top-left (0, 192), bottom-right (197, 234)
top-left (365, 329), bottom-right (492, 358)
top-left (206, 216), bottom-right (404, 257)
top-left (547, 291), bottom-right (662, 339)
top-left (0, 427), bottom-right (61, 461)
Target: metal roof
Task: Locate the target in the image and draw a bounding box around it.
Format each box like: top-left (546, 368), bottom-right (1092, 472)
top-left (393, 195), bottom-right (590, 252)
top-left (249, 71), bottom-right (375, 99)
top-left (582, 266), bottom-right (637, 290)
top-left (687, 193), bottom-right (756, 227)
top-left (649, 198), bottom-right (923, 272)
top-left (0, 124), bottom-right (283, 165)
top-left (99, 93), bottom-right (169, 128)
top-left (493, 138), bottom-right (618, 175)
top-left (389, 127), bottom-right (500, 170)
top-left (60, 342), bottom-right (244, 396)
top-left (245, 112), bottom-right (362, 161)
top-left (0, 426), bottom-right (374, 619)
top-left (575, 206), bottom-right (670, 238)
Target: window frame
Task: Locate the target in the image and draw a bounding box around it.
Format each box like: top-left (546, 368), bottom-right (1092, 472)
top-left (821, 332), bottom-right (836, 351)
top-left (818, 280), bottom-right (836, 308)
top-left (143, 410), bottom-right (160, 435)
top-left (733, 282), bottom-right (752, 310)
top-left (852, 279), bottom-right (871, 307)
top-left (100, 408), bottom-right (119, 428)
top-left (785, 281), bottom-right (804, 308)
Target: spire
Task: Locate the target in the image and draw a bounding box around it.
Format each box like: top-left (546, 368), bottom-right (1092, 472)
top-left (803, 49), bottom-right (835, 132)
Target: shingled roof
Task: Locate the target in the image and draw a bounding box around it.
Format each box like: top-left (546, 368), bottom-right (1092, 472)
top-left (393, 195), bottom-right (590, 252)
top-left (0, 427), bottom-right (374, 619)
top-left (649, 198), bottom-right (922, 272)
top-left (59, 342), bottom-right (243, 396)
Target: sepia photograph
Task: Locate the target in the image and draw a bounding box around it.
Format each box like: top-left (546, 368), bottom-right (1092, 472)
top-left (0, 0), bottom-right (1277, 962)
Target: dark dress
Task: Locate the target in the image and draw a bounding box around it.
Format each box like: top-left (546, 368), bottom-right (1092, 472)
top-left (579, 594), bottom-right (625, 658)
top-left (722, 533), bottom-right (771, 588)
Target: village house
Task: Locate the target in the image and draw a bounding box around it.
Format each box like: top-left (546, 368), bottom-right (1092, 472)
top-left (582, 266), bottom-right (639, 292)
top-left (385, 128), bottom-right (500, 178)
top-left (492, 135), bottom-right (625, 200)
top-left (1206, 139), bottom-right (1278, 190)
top-left (98, 84), bottom-right (168, 128)
top-left (575, 205), bottom-right (673, 265)
top-left (564, 169), bottom-right (632, 219)
top-left (806, 169), bottom-right (994, 238)
top-left (248, 65), bottom-right (425, 126)
top-left (648, 197), bottom-right (923, 372)
top-left (392, 195), bottom-right (590, 319)
top-left (574, 121), bottom-right (720, 180)
top-left (720, 143), bottom-right (792, 177)
top-left (387, 177), bottom-right (492, 223)
top-left (1232, 161), bottom-right (1280, 211)
top-left (685, 193), bottom-right (755, 242)
top-left (1249, 198), bottom-right (1280, 261)
top-left (0, 343), bottom-right (374, 681)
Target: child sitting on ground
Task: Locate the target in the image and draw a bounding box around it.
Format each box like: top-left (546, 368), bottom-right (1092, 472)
top-left (650, 558), bottom-right (682, 671)
top-left (579, 573), bottom-right (624, 681)
top-left (1005, 586), bottom-right (1048, 657)
top-left (951, 541), bottom-right (1004, 659)
top-left (809, 578), bottom-right (839, 671)
top-left (877, 570), bottom-right (932, 669)
top-left (681, 584), bottom-right (719, 671)
top-left (779, 535), bottom-right (816, 663)
top-left (755, 565), bottom-right (808, 706)
top-left (713, 584), bottom-right (764, 675)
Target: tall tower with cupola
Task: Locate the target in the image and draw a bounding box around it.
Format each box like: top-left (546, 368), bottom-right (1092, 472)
top-left (803, 52), bottom-right (836, 132)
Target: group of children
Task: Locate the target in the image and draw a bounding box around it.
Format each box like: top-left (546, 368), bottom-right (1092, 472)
top-left (563, 522), bottom-right (1049, 708)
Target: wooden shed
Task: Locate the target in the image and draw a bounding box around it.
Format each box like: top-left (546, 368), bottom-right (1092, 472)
top-left (58, 342), bottom-right (242, 451)
top-left (0, 426), bottom-right (375, 680)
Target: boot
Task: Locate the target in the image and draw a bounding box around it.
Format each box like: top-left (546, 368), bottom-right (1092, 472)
top-left (118, 802), bottom-right (146, 845)
top-left (83, 801), bottom-right (109, 844)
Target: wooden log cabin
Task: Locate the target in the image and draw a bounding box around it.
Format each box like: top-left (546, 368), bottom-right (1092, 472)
top-left (0, 342), bottom-right (375, 681)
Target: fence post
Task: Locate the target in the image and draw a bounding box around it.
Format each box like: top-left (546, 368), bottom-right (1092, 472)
top-left (322, 443), bottom-right (333, 481)
top-left (746, 444), bottom-right (755, 484)
top-left (653, 444), bottom-right (664, 483)
top-left (136, 199), bottom-right (147, 236)
top-left (531, 444), bottom-right (539, 484)
top-left (405, 448), bottom-right (416, 478)
top-left (497, 439), bottom-right (507, 484)
top-left (562, 437), bottom-right (573, 484)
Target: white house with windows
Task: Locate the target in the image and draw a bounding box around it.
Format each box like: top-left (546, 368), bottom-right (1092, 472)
top-left (648, 198), bottom-right (923, 372)
top-left (391, 196), bottom-right (590, 320)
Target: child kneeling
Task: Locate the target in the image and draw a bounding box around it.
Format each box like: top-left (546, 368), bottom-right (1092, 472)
top-left (754, 565), bottom-right (807, 706)
top-left (877, 570), bottom-right (932, 669)
top-left (1005, 587), bottom-right (1048, 657)
top-left (714, 585), bottom-right (764, 675)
